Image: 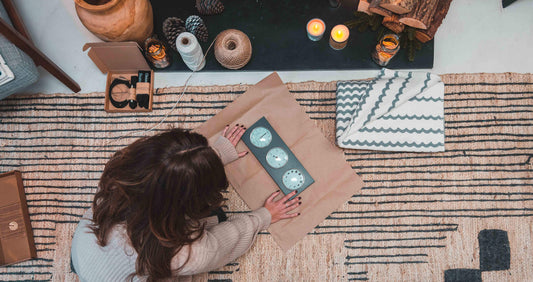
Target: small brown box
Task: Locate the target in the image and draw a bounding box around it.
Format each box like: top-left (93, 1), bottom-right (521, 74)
top-left (0, 171), bottom-right (36, 266)
top-left (83, 42), bottom-right (154, 113)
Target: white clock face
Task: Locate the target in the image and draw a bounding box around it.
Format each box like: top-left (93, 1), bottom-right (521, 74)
top-left (282, 169), bottom-right (305, 190)
top-left (266, 147), bottom-right (289, 169)
top-left (249, 127), bottom-right (272, 148)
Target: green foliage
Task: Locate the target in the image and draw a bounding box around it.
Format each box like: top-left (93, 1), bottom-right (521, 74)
top-left (399, 27), bottom-right (423, 62)
top-left (345, 12), bottom-right (425, 62)
top-left (345, 12), bottom-right (383, 33)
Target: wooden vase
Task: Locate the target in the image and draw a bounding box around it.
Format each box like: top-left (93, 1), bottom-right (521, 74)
top-left (74, 0), bottom-right (153, 45)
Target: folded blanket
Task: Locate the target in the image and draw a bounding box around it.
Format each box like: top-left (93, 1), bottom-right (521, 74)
top-left (0, 54), bottom-right (14, 86)
top-left (336, 68), bottom-right (445, 152)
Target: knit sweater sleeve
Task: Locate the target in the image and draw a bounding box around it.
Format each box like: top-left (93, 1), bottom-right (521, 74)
top-left (211, 135), bottom-right (239, 165)
top-left (171, 207), bottom-right (271, 276)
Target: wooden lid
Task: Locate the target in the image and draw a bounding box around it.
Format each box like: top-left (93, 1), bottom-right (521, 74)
top-left (83, 42), bottom-right (150, 73)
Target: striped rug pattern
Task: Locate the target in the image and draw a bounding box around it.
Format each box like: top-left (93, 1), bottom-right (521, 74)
top-left (0, 73), bottom-right (532, 281)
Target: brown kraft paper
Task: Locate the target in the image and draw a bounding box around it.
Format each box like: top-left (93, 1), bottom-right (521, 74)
top-left (196, 72), bottom-right (364, 251)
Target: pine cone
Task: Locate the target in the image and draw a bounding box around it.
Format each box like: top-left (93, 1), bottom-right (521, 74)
top-left (195, 0), bottom-right (224, 15)
top-left (162, 17), bottom-right (185, 51)
top-left (186, 15), bottom-right (209, 42)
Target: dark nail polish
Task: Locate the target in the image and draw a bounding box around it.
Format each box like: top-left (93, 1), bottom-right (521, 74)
top-left (298, 213), bottom-right (301, 216)
top-left (298, 197), bottom-right (302, 200)
top-left (236, 123), bottom-right (240, 126)
top-left (226, 124), bottom-right (229, 126)
top-left (240, 125), bottom-right (244, 127)
top-left (298, 202), bottom-right (301, 205)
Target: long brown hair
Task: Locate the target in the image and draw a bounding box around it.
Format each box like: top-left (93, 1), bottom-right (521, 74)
top-left (91, 129), bottom-right (228, 280)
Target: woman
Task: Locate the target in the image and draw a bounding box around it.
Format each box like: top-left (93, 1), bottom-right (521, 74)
top-left (71, 125), bottom-right (300, 281)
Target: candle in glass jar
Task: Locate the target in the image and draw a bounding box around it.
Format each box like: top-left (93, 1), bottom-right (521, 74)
top-left (329, 24), bottom-right (349, 50)
top-left (145, 37), bottom-right (171, 68)
top-left (371, 33), bottom-right (400, 66)
top-left (306, 18), bottom-right (326, 41)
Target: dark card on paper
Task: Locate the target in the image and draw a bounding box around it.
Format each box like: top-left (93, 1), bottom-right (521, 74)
top-left (243, 117), bottom-right (314, 198)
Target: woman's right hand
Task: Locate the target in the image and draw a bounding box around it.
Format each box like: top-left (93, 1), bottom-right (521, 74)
top-left (263, 190), bottom-right (301, 224)
top-left (222, 124), bottom-right (248, 158)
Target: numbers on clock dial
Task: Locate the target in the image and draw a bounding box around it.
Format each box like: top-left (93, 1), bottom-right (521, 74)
top-left (266, 147), bottom-right (289, 168)
top-left (282, 169), bottom-right (305, 190)
top-left (249, 127), bottom-right (272, 148)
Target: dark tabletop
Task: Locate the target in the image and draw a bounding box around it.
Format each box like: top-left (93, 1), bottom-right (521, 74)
top-left (150, 0), bottom-right (434, 71)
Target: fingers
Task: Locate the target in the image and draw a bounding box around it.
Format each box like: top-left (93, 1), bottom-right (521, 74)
top-left (280, 199), bottom-right (301, 220)
top-left (228, 126), bottom-right (246, 145)
top-left (278, 191), bottom-right (301, 214)
top-left (282, 200), bottom-right (300, 215)
top-left (264, 190), bottom-right (302, 223)
top-left (283, 197), bottom-right (300, 208)
top-left (225, 125), bottom-right (240, 139)
top-left (267, 190), bottom-right (281, 203)
top-left (221, 124), bottom-right (248, 158)
top-left (280, 211), bottom-right (300, 219)
top-left (279, 190), bottom-right (298, 204)
top-left (224, 124), bottom-right (247, 146)
top-left (222, 124), bottom-right (229, 136)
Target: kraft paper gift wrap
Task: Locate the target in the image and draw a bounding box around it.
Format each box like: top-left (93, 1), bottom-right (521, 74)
top-left (196, 72), bottom-right (363, 251)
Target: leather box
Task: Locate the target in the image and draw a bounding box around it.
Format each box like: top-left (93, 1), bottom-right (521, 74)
top-left (0, 170), bottom-right (36, 266)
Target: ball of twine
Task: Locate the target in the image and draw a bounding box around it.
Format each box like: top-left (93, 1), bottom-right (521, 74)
top-left (214, 29), bottom-right (252, 70)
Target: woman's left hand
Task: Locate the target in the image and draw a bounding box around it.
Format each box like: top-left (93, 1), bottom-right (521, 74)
top-left (223, 124), bottom-right (248, 158)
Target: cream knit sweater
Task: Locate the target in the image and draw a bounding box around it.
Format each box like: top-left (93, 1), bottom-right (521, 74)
top-left (70, 136), bottom-right (272, 281)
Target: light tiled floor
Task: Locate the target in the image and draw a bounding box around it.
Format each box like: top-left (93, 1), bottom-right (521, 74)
top-left (12, 0), bottom-right (533, 94)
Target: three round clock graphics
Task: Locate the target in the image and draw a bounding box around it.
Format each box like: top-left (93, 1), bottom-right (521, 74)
top-left (244, 117), bottom-right (314, 194)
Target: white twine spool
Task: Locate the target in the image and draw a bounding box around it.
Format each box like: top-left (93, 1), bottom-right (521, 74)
top-left (176, 32), bottom-right (206, 71)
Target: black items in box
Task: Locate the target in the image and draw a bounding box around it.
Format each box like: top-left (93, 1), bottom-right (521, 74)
top-left (83, 42), bottom-right (154, 113)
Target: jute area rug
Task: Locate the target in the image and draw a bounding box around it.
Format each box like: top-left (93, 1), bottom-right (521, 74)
top-left (0, 73), bottom-right (532, 282)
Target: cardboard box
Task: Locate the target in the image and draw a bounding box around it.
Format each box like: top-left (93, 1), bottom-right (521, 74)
top-left (83, 42), bottom-right (154, 113)
top-left (0, 171), bottom-right (36, 266)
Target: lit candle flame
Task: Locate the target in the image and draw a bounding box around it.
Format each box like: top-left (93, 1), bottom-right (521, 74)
top-left (331, 25), bottom-right (349, 43)
top-left (329, 25), bottom-right (349, 49)
top-left (307, 18), bottom-right (325, 40)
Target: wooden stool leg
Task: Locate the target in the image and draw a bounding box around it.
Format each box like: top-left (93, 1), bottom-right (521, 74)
top-left (1, 0), bottom-right (32, 41)
top-left (0, 18), bottom-right (81, 93)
